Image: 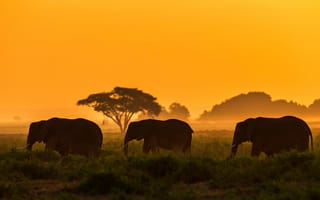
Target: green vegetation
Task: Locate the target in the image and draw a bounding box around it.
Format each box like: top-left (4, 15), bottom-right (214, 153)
top-left (0, 132), bottom-right (320, 199)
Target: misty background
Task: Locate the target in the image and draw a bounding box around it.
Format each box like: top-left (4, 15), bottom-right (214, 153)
top-left (2, 91), bottom-right (320, 133)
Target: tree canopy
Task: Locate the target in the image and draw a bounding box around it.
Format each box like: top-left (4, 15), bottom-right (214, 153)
top-left (77, 87), bottom-right (161, 134)
top-left (137, 102), bottom-right (190, 121)
top-left (168, 102), bottom-right (190, 120)
top-left (160, 102), bottom-right (190, 120)
top-left (199, 92), bottom-right (311, 121)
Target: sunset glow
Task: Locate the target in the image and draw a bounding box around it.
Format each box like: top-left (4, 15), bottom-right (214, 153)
top-left (2, 0), bottom-right (320, 123)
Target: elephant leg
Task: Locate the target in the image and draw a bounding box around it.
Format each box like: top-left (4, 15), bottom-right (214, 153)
top-left (55, 141), bottom-right (69, 156)
top-left (45, 138), bottom-right (57, 152)
top-left (144, 135), bottom-right (159, 154)
top-left (58, 149), bottom-right (67, 156)
top-left (251, 149), bottom-right (260, 156)
top-left (143, 141), bottom-right (151, 154)
top-left (151, 146), bottom-right (159, 153)
top-left (150, 135), bottom-right (159, 153)
top-left (251, 143), bottom-right (261, 157)
top-left (183, 145), bottom-right (191, 154)
top-left (45, 144), bottom-right (54, 151)
top-left (266, 152), bottom-right (274, 157)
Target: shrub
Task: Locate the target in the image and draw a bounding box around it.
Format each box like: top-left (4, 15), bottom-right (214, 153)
top-left (76, 171), bottom-right (131, 194)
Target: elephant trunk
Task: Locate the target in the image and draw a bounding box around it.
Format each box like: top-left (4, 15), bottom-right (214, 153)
top-left (229, 128), bottom-right (239, 159)
top-left (26, 136), bottom-right (33, 150)
top-left (230, 143), bottom-right (238, 157)
top-left (26, 142), bottom-right (33, 150)
top-left (124, 135), bottom-right (130, 156)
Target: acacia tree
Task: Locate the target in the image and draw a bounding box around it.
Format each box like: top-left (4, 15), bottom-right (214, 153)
top-left (77, 87), bottom-right (161, 134)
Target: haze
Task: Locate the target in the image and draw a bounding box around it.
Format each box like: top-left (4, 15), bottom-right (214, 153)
top-left (1, 0), bottom-right (320, 123)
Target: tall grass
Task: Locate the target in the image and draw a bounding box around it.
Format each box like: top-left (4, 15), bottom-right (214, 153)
top-left (0, 131), bottom-right (320, 199)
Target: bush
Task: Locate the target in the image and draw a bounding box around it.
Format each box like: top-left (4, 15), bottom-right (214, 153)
top-left (76, 171), bottom-right (131, 194)
top-left (127, 156), bottom-right (179, 178)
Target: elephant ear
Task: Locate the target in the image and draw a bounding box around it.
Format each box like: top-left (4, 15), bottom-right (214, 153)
top-left (245, 118), bottom-right (255, 141)
top-left (235, 122), bottom-right (247, 143)
top-left (143, 119), bottom-right (157, 137)
top-left (127, 122), bottom-right (144, 140)
top-left (135, 119), bottom-right (156, 140)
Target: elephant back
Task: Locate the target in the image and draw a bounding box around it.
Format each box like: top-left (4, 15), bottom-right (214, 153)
top-left (165, 119), bottom-right (193, 134)
top-left (50, 118), bottom-right (103, 156)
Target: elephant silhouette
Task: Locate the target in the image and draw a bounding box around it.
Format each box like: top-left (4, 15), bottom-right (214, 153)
top-left (27, 117), bottom-right (103, 156)
top-left (124, 119), bottom-right (193, 156)
top-left (230, 116), bottom-right (313, 157)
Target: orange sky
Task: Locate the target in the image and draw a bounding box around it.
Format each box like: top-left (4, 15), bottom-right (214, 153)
top-left (1, 0), bottom-right (320, 123)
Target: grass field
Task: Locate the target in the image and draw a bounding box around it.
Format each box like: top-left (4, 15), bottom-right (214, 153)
top-left (1, 131), bottom-right (320, 199)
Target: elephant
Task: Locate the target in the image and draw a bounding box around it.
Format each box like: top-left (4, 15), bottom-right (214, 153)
top-left (27, 117), bottom-right (103, 156)
top-left (230, 116), bottom-right (313, 157)
top-left (124, 119), bottom-right (193, 156)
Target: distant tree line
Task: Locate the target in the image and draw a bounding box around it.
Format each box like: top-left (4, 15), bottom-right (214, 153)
top-left (138, 102), bottom-right (190, 121)
top-left (78, 88), bottom-right (320, 134)
top-left (199, 92), bottom-right (320, 121)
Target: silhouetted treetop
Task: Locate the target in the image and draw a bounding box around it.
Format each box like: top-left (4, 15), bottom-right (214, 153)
top-left (77, 87), bottom-right (161, 134)
top-left (199, 92), bottom-right (309, 121)
top-left (159, 102), bottom-right (190, 120)
top-left (137, 102), bottom-right (191, 121)
top-left (308, 99), bottom-right (320, 115)
top-left (168, 102), bottom-right (190, 120)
